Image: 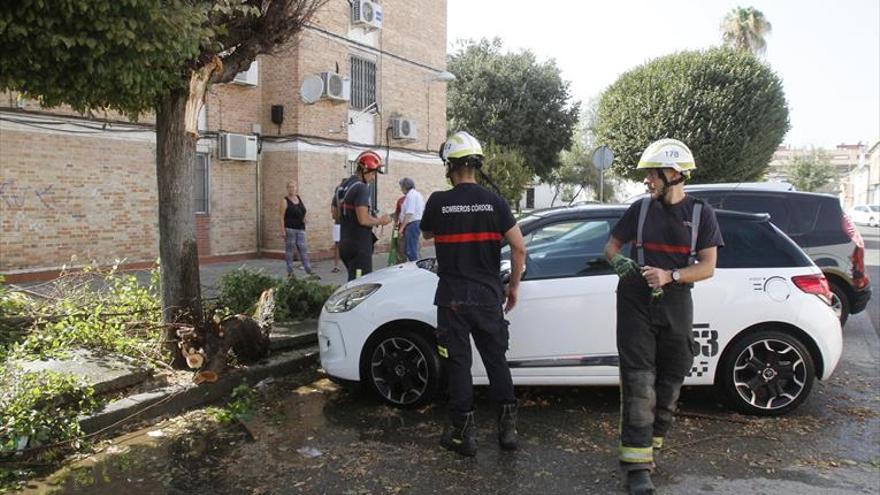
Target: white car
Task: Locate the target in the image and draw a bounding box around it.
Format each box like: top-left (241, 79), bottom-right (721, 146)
top-left (318, 206), bottom-right (843, 416)
top-left (848, 205), bottom-right (880, 227)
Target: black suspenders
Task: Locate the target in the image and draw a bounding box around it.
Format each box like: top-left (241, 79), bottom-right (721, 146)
top-left (635, 197), bottom-right (702, 266)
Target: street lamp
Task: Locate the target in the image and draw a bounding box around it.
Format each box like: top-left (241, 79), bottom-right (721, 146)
top-left (426, 70), bottom-right (456, 150)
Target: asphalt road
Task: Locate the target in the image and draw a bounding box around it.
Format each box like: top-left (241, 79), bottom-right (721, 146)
top-left (23, 226), bottom-right (880, 495)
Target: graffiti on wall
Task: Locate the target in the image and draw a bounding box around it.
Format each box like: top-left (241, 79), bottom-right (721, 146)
top-left (0, 179), bottom-right (56, 210)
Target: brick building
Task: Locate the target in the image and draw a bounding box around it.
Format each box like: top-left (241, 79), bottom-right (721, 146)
top-left (0, 0), bottom-right (450, 282)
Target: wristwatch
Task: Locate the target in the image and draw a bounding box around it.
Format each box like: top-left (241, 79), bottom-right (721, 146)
top-left (671, 269), bottom-right (681, 284)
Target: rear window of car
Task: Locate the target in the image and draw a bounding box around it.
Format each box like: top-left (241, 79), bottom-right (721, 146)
top-left (688, 191), bottom-right (850, 246)
top-left (716, 217), bottom-right (812, 269)
top-left (722, 194), bottom-right (792, 232)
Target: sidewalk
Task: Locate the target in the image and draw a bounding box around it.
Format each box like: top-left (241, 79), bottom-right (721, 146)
top-left (199, 246), bottom-right (436, 297)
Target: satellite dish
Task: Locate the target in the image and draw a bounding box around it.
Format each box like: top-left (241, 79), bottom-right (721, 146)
top-left (300, 75), bottom-right (323, 104)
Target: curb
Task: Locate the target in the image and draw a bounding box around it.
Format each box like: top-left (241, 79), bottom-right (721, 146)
top-left (79, 346), bottom-right (318, 436)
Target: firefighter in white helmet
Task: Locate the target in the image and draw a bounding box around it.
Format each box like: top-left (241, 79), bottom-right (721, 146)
top-left (420, 131), bottom-right (527, 457)
top-left (604, 139), bottom-right (724, 494)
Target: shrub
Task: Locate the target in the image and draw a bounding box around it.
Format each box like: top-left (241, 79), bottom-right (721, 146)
top-left (217, 268), bottom-right (277, 315)
top-left (275, 277), bottom-right (336, 321)
top-left (217, 268), bottom-right (336, 321)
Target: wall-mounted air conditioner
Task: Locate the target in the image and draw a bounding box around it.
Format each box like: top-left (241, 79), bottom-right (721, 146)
top-left (321, 71), bottom-right (351, 102)
top-left (219, 133), bottom-right (258, 161)
top-left (233, 61), bottom-right (259, 86)
top-left (352, 0), bottom-right (383, 30)
top-left (391, 117), bottom-right (417, 140)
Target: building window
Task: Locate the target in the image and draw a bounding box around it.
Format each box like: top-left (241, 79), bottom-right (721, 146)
top-left (526, 188), bottom-right (535, 209)
top-left (350, 55), bottom-right (376, 111)
top-left (194, 153), bottom-right (209, 214)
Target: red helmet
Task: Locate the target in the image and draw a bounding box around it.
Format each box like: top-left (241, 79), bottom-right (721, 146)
top-left (356, 150), bottom-right (382, 172)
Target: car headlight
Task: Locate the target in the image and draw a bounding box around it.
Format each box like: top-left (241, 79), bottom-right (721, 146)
top-left (324, 283), bottom-right (381, 313)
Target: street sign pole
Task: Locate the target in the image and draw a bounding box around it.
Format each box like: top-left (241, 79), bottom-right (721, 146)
top-left (592, 145), bottom-right (614, 203)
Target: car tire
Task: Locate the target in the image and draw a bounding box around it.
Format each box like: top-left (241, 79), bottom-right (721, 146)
top-left (360, 327), bottom-right (441, 408)
top-left (829, 282), bottom-right (850, 327)
top-left (717, 329), bottom-right (815, 416)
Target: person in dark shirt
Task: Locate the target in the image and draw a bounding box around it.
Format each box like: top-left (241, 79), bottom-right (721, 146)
top-left (330, 177), bottom-right (354, 274)
top-left (338, 150), bottom-right (391, 281)
top-left (279, 181), bottom-right (317, 278)
top-left (420, 131), bottom-right (527, 457)
top-left (603, 139), bottom-right (724, 495)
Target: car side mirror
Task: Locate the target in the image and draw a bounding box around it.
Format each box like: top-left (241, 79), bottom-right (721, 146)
top-left (500, 260), bottom-right (512, 284)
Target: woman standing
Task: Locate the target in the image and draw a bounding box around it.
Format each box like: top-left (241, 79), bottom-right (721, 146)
top-left (280, 181), bottom-right (318, 278)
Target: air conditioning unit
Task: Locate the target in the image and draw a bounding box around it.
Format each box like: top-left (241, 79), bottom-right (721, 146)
top-left (320, 71), bottom-right (351, 102)
top-left (219, 133), bottom-right (258, 161)
top-left (391, 117), bottom-right (418, 140)
top-left (352, 0), bottom-right (383, 30)
top-left (233, 61), bottom-right (259, 86)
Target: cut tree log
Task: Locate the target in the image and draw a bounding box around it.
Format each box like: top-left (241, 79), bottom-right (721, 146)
top-left (178, 289), bottom-right (275, 382)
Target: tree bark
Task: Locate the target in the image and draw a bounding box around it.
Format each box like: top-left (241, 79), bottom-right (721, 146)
top-left (156, 88), bottom-right (202, 368)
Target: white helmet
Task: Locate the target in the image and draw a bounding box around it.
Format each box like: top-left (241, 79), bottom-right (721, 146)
top-left (440, 131), bottom-right (484, 162)
top-left (637, 138), bottom-right (696, 173)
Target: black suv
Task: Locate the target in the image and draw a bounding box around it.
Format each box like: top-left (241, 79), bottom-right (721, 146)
top-left (682, 184), bottom-right (871, 325)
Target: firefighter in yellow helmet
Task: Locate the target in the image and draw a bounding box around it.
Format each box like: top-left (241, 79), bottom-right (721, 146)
top-left (420, 131), bottom-right (527, 457)
top-left (603, 139), bottom-right (724, 494)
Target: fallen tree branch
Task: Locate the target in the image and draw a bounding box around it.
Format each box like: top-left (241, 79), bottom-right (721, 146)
top-left (663, 433), bottom-right (778, 454)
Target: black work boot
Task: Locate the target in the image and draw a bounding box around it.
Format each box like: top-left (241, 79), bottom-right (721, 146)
top-left (497, 402), bottom-right (518, 450)
top-left (625, 469), bottom-right (655, 495)
top-left (440, 411), bottom-right (477, 457)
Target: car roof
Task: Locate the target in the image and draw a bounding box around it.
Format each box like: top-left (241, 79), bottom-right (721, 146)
top-left (685, 182), bottom-right (796, 192)
top-left (519, 204), bottom-right (770, 223)
top-left (625, 186), bottom-right (840, 204)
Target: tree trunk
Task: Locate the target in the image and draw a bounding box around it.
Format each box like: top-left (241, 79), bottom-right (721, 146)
top-left (156, 88), bottom-right (202, 368)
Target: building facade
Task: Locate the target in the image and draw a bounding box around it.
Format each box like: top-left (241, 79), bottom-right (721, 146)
top-left (767, 143), bottom-right (868, 189)
top-left (0, 0), bottom-right (450, 282)
top-left (840, 140), bottom-right (880, 208)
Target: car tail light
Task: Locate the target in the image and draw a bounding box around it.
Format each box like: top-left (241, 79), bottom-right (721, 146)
top-left (792, 274), bottom-right (832, 305)
top-left (841, 213), bottom-right (870, 289)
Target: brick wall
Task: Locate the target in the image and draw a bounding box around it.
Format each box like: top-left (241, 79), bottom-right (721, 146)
top-left (207, 158), bottom-right (258, 255)
top-left (0, 128), bottom-right (158, 272)
top-left (1, 0), bottom-right (449, 276)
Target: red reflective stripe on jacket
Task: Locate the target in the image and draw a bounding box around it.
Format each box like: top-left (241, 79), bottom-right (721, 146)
top-left (434, 232), bottom-right (503, 244)
top-left (643, 242), bottom-right (691, 254)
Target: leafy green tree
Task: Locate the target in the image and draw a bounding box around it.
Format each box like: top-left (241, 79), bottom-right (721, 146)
top-left (480, 142), bottom-right (533, 208)
top-left (721, 6), bottom-right (773, 56)
top-left (447, 38), bottom-right (580, 180)
top-left (594, 48), bottom-right (789, 184)
top-left (0, 0), bottom-right (325, 366)
top-left (788, 150), bottom-right (837, 192)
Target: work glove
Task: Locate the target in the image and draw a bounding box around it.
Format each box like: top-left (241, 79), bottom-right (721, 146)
top-left (611, 254), bottom-right (639, 279)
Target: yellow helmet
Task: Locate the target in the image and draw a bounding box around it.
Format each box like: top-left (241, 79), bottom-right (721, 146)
top-left (637, 138), bottom-right (696, 173)
top-left (440, 131), bottom-right (483, 162)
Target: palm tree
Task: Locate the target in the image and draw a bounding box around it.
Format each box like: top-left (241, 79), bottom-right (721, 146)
top-left (721, 7), bottom-right (772, 56)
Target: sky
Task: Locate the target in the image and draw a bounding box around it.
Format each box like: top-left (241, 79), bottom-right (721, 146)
top-left (447, 0), bottom-right (880, 149)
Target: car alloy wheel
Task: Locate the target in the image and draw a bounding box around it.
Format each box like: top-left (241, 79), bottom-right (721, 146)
top-left (719, 330), bottom-right (815, 416)
top-left (369, 336), bottom-right (431, 406)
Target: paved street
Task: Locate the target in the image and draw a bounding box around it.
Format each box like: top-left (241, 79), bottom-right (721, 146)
top-left (21, 227), bottom-right (880, 494)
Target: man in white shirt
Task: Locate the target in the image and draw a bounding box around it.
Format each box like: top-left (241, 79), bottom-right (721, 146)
top-left (398, 177), bottom-right (425, 261)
